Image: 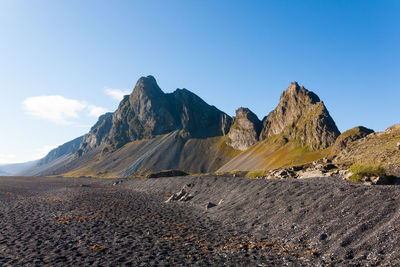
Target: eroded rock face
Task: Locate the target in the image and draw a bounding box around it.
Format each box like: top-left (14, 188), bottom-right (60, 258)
top-left (38, 136), bottom-right (84, 165)
top-left (332, 126), bottom-right (374, 153)
top-left (77, 112), bottom-right (113, 156)
top-left (227, 108), bottom-right (262, 150)
top-left (260, 82), bottom-right (340, 150)
top-left (107, 76), bottom-right (178, 148)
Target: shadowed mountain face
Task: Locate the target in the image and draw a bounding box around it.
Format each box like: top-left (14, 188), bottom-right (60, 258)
top-left (260, 82), bottom-right (340, 150)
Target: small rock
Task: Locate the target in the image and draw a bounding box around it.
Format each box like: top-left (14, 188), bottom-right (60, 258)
top-left (175, 189), bottom-right (187, 200)
top-left (206, 202), bottom-right (217, 210)
top-left (338, 170), bottom-right (351, 179)
top-left (80, 184), bottom-right (89, 187)
top-left (165, 193), bottom-right (177, 203)
top-left (320, 233), bottom-right (328, 241)
top-left (370, 176), bottom-right (391, 185)
top-left (298, 170), bottom-right (324, 179)
top-left (178, 194), bottom-right (193, 202)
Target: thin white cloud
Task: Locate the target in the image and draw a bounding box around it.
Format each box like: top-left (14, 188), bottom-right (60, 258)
top-left (23, 95), bottom-right (86, 124)
top-left (23, 95), bottom-right (109, 124)
top-left (88, 105), bottom-right (109, 118)
top-left (105, 88), bottom-right (130, 101)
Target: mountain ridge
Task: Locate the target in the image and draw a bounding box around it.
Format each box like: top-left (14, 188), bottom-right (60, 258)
top-left (19, 75), bottom-right (399, 178)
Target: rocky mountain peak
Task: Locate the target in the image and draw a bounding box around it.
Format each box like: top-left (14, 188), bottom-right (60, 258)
top-left (283, 82), bottom-right (320, 105)
top-left (78, 76), bottom-right (232, 152)
top-left (130, 75), bottom-right (163, 99)
top-left (260, 82), bottom-right (340, 150)
top-left (227, 107), bottom-right (262, 150)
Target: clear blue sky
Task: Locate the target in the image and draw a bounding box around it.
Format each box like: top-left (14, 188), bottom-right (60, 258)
top-left (0, 0), bottom-right (399, 164)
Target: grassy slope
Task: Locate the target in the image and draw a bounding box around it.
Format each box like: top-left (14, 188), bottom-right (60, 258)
top-left (58, 133), bottom-right (240, 178)
top-left (335, 128), bottom-right (400, 168)
top-left (218, 134), bottom-right (330, 172)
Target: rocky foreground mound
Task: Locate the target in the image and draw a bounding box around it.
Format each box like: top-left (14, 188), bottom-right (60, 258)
top-left (334, 124), bottom-right (400, 176)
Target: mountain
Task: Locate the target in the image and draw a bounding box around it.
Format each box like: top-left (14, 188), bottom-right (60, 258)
top-left (26, 76), bottom-right (236, 177)
top-left (78, 76), bottom-right (232, 155)
top-left (260, 82), bottom-right (340, 150)
top-left (218, 82), bottom-right (340, 172)
top-left (18, 76), bottom-right (400, 178)
top-left (22, 77), bottom-right (348, 177)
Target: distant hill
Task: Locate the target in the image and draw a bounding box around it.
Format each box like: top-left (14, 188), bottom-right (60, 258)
top-left (0, 160), bottom-right (39, 176)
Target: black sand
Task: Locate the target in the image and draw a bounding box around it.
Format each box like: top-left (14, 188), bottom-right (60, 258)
top-left (1, 176), bottom-right (400, 266)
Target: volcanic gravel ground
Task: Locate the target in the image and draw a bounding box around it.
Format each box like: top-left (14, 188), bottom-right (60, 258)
top-left (0, 176), bottom-right (317, 266)
top-left (2, 175), bottom-right (400, 266)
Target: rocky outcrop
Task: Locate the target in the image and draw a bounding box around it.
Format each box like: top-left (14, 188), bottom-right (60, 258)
top-left (166, 184), bottom-right (194, 202)
top-left (260, 82), bottom-right (340, 150)
top-left (77, 113), bottom-right (113, 156)
top-left (227, 108), bottom-right (262, 150)
top-left (384, 124), bottom-right (400, 133)
top-left (334, 123), bottom-right (400, 171)
top-left (332, 126), bottom-right (374, 153)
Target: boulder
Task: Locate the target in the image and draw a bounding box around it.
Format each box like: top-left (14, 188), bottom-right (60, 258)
top-left (165, 184), bottom-right (194, 202)
top-left (206, 202), bottom-right (217, 210)
top-left (370, 176), bottom-right (391, 185)
top-left (146, 170), bottom-right (189, 178)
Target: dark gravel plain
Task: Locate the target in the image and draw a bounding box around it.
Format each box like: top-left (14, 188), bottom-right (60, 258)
top-left (1, 175), bottom-right (400, 266)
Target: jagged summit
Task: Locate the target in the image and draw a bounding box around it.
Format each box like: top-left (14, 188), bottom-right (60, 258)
top-left (130, 75), bottom-right (164, 99)
top-left (260, 82), bottom-right (340, 150)
top-left (79, 75), bottom-right (232, 154)
top-left (227, 107), bottom-right (262, 151)
top-left (285, 82), bottom-right (320, 104)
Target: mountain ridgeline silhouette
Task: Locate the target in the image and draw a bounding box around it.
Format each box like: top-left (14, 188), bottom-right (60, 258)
top-left (22, 76), bottom-right (345, 177)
